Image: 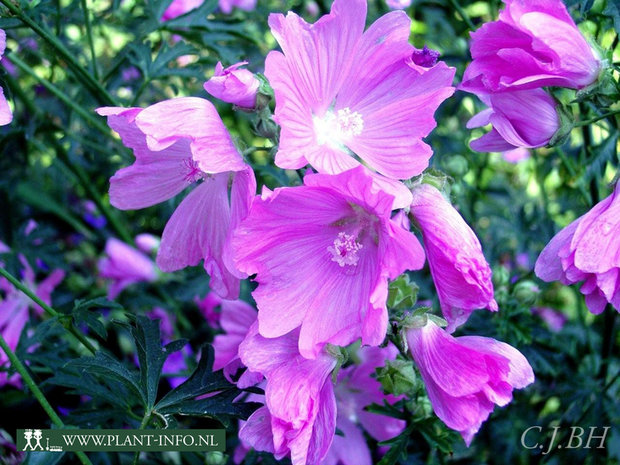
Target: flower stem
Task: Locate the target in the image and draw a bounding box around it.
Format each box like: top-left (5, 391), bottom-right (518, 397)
top-left (80, 0), bottom-right (99, 81)
top-left (448, 0), bottom-right (475, 30)
top-left (0, 267), bottom-right (97, 355)
top-left (0, 0), bottom-right (114, 105)
top-left (0, 333), bottom-right (94, 465)
top-left (573, 109), bottom-right (620, 128)
top-left (7, 53), bottom-right (111, 136)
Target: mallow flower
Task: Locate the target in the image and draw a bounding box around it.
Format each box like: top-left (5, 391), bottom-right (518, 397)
top-left (212, 296), bottom-right (262, 387)
top-left (238, 324), bottom-right (338, 465)
top-left (461, 0), bottom-right (601, 92)
top-left (97, 97), bottom-right (256, 300)
top-left (0, 29), bottom-right (13, 126)
top-left (219, 0), bottom-right (256, 14)
top-left (265, 0), bottom-right (454, 206)
top-left (464, 88), bottom-right (559, 153)
top-left (233, 166), bottom-right (426, 359)
top-left (406, 319), bottom-right (534, 446)
top-left (203, 61), bottom-right (259, 109)
top-left (160, 0), bottom-right (204, 21)
top-left (324, 345), bottom-right (406, 465)
top-left (409, 184), bottom-right (497, 332)
top-left (98, 238), bottom-right (158, 299)
top-left (385, 0), bottom-right (412, 10)
top-left (1, 249), bottom-right (65, 387)
top-left (535, 183), bottom-right (620, 314)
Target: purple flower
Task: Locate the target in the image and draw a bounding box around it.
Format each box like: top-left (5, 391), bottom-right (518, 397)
top-left (265, 0), bottom-right (454, 206)
top-left (324, 345), bottom-right (405, 465)
top-left (385, 0), bottom-right (412, 10)
top-left (535, 183), bottom-right (620, 314)
top-left (135, 233), bottom-right (160, 254)
top-left (98, 238), bottom-right (158, 299)
top-left (238, 324), bottom-right (338, 465)
top-left (464, 88), bottom-right (559, 152)
top-left (204, 61), bottom-right (259, 109)
top-left (82, 200), bottom-right (107, 230)
top-left (406, 319), bottom-right (534, 446)
top-left (233, 167), bottom-right (425, 359)
top-left (0, 30), bottom-right (12, 126)
top-left (0, 254), bottom-right (64, 387)
top-left (410, 184), bottom-right (497, 332)
top-left (160, 0), bottom-right (204, 20)
top-left (212, 297), bottom-right (262, 387)
top-left (219, 0), bottom-right (256, 14)
top-left (503, 147), bottom-right (531, 163)
top-left (96, 97), bottom-right (255, 300)
top-left (461, 0), bottom-right (601, 92)
top-left (532, 307), bottom-right (566, 332)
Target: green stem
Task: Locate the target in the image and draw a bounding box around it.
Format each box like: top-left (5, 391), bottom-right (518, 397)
top-left (0, 334), bottom-right (94, 465)
top-left (0, 267), bottom-right (97, 355)
top-left (7, 53), bottom-right (111, 136)
top-left (0, 0), bottom-right (114, 105)
top-left (132, 411), bottom-right (152, 465)
top-left (573, 109), bottom-right (620, 128)
top-left (80, 0), bottom-right (99, 81)
top-left (448, 0), bottom-right (475, 30)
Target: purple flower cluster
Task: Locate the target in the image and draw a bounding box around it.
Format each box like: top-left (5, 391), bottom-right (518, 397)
top-left (94, 0), bottom-right (620, 461)
top-left (460, 0), bottom-right (601, 153)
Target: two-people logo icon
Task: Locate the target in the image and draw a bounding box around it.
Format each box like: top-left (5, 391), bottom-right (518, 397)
top-left (23, 429), bottom-right (44, 451)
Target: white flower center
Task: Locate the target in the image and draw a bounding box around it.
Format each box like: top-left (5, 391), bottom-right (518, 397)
top-left (327, 232), bottom-right (363, 267)
top-left (313, 107), bottom-right (364, 149)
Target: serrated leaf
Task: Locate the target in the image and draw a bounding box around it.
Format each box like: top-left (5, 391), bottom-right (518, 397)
top-left (67, 352), bottom-right (145, 405)
top-left (156, 389), bottom-right (261, 424)
top-left (45, 371), bottom-right (128, 408)
top-left (129, 315), bottom-right (187, 408)
top-left (585, 133), bottom-right (619, 182)
top-left (156, 345), bottom-right (232, 409)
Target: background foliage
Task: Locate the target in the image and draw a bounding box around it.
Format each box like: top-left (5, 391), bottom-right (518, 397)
top-left (0, 0), bottom-right (619, 464)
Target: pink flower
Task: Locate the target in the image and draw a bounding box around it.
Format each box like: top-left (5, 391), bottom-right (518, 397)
top-left (410, 184), bottom-right (497, 332)
top-left (203, 61), bottom-right (259, 109)
top-left (503, 147), bottom-right (531, 163)
top-left (219, 0), bottom-right (256, 14)
top-left (324, 345), bottom-right (405, 465)
top-left (535, 184), bottom-right (620, 314)
top-left (161, 0), bottom-right (204, 21)
top-left (98, 238), bottom-right (158, 299)
top-left (233, 167), bottom-right (425, 359)
top-left (532, 307), bottom-right (566, 332)
top-left (238, 324), bottom-right (338, 465)
top-left (96, 97), bottom-right (255, 300)
top-left (406, 319), bottom-right (534, 446)
top-left (461, 0), bottom-right (600, 92)
top-left (212, 296), bottom-right (262, 387)
top-left (265, 0), bottom-right (454, 196)
top-left (464, 88), bottom-right (559, 152)
top-left (135, 233), bottom-right (160, 254)
top-left (385, 0), bottom-right (412, 9)
top-left (0, 29), bottom-right (13, 126)
top-left (1, 254), bottom-right (64, 387)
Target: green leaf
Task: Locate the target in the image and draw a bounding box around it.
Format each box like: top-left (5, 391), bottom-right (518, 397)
top-left (71, 297), bottom-right (121, 339)
top-left (156, 345), bottom-right (233, 410)
top-left (388, 275), bottom-right (419, 310)
top-left (157, 389), bottom-right (261, 426)
top-left (66, 352), bottom-right (145, 405)
top-left (45, 371), bottom-right (130, 409)
top-left (603, 0), bottom-right (620, 34)
top-left (585, 133), bottom-right (619, 182)
top-left (128, 315), bottom-right (187, 408)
